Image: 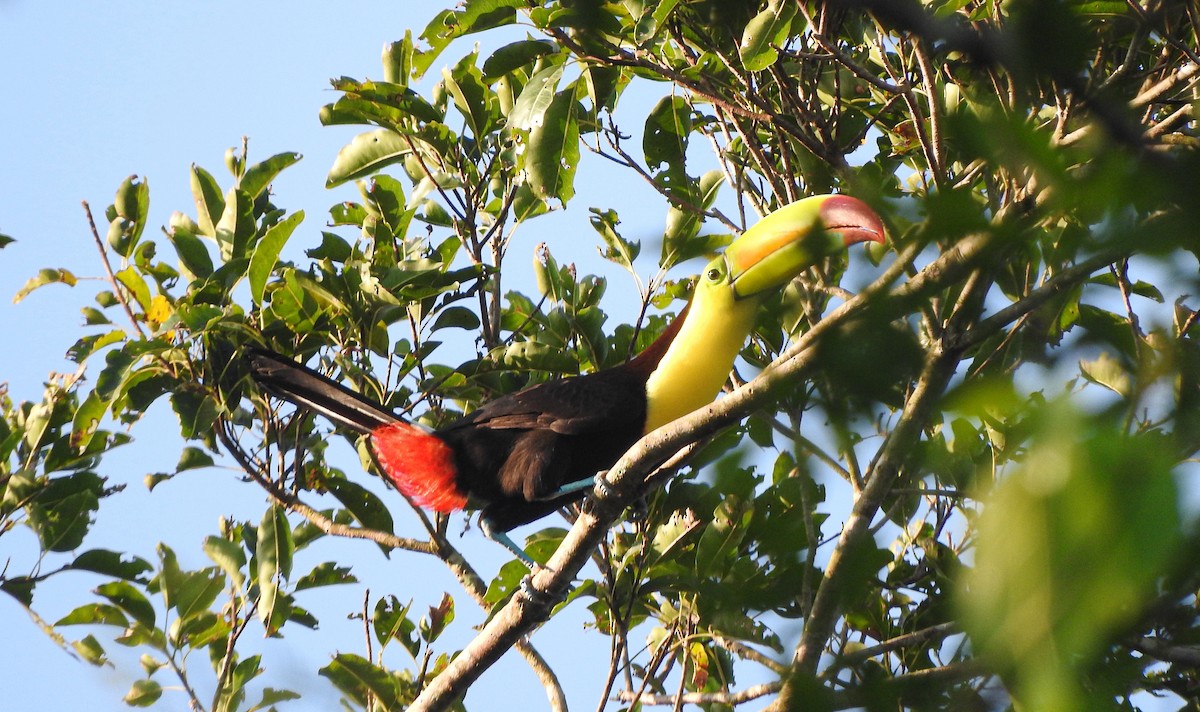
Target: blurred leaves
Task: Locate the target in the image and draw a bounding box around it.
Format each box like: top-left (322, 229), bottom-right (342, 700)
top-left (960, 403), bottom-right (1182, 711)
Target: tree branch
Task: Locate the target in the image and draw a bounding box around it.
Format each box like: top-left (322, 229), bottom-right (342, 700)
top-left (406, 227), bottom-right (1006, 709)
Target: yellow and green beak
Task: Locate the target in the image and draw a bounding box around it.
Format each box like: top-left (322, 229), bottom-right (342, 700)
top-left (724, 194), bottom-right (885, 300)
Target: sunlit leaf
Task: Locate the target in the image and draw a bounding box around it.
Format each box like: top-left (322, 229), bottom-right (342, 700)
top-left (13, 268), bottom-right (77, 304)
top-left (960, 405), bottom-right (1181, 710)
top-left (204, 536), bottom-right (247, 592)
top-left (73, 634), bottom-right (108, 666)
top-left (249, 210), bottom-right (304, 305)
top-left (739, 0), bottom-right (796, 71)
top-left (56, 603), bottom-right (130, 628)
top-left (1079, 351), bottom-right (1131, 397)
top-left (123, 679), bottom-right (162, 707)
top-left (526, 88), bottom-right (579, 204)
top-left (257, 505), bottom-right (294, 632)
top-left (190, 164), bottom-right (224, 237)
top-left (239, 151), bottom-right (302, 199)
top-left (508, 63), bottom-right (564, 131)
top-left (326, 130), bottom-right (411, 188)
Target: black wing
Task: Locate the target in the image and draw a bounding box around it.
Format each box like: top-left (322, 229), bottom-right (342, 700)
top-left (438, 365), bottom-right (650, 516)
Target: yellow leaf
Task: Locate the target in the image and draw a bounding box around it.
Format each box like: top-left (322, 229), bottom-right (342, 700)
top-left (146, 294), bottom-right (172, 325)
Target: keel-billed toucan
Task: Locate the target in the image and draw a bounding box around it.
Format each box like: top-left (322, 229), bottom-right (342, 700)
top-left (249, 195), bottom-right (884, 561)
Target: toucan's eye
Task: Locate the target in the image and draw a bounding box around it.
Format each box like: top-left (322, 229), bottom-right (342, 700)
top-left (706, 267), bottom-right (721, 281)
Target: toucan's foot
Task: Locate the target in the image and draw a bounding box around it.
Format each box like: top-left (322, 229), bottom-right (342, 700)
top-left (591, 470), bottom-right (616, 500)
top-left (518, 574), bottom-right (571, 608)
top-left (581, 471), bottom-right (617, 516)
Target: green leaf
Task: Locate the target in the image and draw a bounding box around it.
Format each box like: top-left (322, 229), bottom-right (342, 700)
top-left (268, 269), bottom-right (325, 333)
top-left (694, 496), bottom-right (752, 577)
top-left (248, 688), bottom-right (302, 712)
top-left (442, 50), bottom-right (497, 141)
top-left (257, 505), bottom-right (294, 631)
top-left (319, 653), bottom-right (402, 709)
top-left (21, 401), bottom-right (52, 451)
top-left (113, 174), bottom-right (150, 221)
top-left (507, 63), bottom-right (564, 131)
top-left (80, 306), bottom-right (110, 325)
top-left (1070, 0), bottom-right (1128, 17)
top-left (204, 536), bottom-right (247, 592)
top-left (325, 477), bottom-right (396, 537)
top-left (382, 34), bottom-right (413, 86)
top-left (70, 389), bottom-right (108, 451)
top-left (959, 405), bottom-right (1181, 710)
top-left (190, 164), bottom-right (225, 237)
top-left (526, 88), bottom-right (580, 204)
top-left (373, 595), bottom-right (417, 653)
top-left (124, 679), bottom-right (162, 707)
top-left (0, 576), bottom-right (35, 606)
top-left (215, 187), bottom-right (255, 261)
top-left (589, 208), bottom-right (640, 271)
top-left (114, 266), bottom-right (152, 310)
top-left (248, 210), bottom-right (304, 305)
top-left (307, 231), bottom-right (353, 262)
top-left (70, 549), bottom-right (153, 582)
top-left (169, 609), bottom-right (227, 649)
top-left (170, 569), bottom-right (224, 619)
top-left (169, 390), bottom-right (219, 440)
top-left (491, 340), bottom-right (579, 373)
top-left (643, 95), bottom-right (692, 200)
top-left (166, 212), bottom-right (214, 278)
top-left (96, 580), bottom-right (156, 628)
top-left (662, 170), bottom-right (724, 268)
top-left (1079, 352), bottom-right (1131, 397)
top-left (1089, 271), bottom-right (1165, 302)
top-left (431, 305), bottom-right (481, 332)
top-left (739, 0), bottom-right (797, 72)
top-left (326, 130), bottom-right (411, 188)
top-left (583, 64), bottom-right (621, 113)
top-left (532, 242), bottom-right (565, 302)
top-left (412, 1), bottom-right (521, 78)
top-left (27, 471), bottom-right (104, 552)
top-left (482, 39), bottom-right (557, 82)
top-left (66, 329), bottom-right (126, 364)
top-left (176, 446), bottom-right (214, 472)
top-left (73, 634), bottom-right (108, 666)
top-left (295, 561), bottom-right (357, 591)
top-left (105, 217), bottom-right (136, 258)
top-left (13, 267), bottom-right (77, 303)
top-left (363, 174), bottom-right (414, 244)
top-left (56, 603), bottom-right (130, 627)
top-left (239, 151), bottom-right (302, 199)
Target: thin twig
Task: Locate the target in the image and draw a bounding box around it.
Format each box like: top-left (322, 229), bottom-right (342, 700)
top-left (82, 201), bottom-right (147, 340)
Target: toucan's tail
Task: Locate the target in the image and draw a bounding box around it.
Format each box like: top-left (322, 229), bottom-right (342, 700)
top-left (246, 348), bottom-right (401, 434)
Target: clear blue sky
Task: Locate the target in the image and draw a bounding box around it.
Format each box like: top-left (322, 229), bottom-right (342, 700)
top-left (0, 3), bottom-right (669, 709)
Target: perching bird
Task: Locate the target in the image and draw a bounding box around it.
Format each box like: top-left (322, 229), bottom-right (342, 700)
top-left (248, 194), bottom-right (884, 561)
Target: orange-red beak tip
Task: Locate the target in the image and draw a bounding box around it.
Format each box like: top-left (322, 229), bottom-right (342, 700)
top-left (819, 195), bottom-right (887, 246)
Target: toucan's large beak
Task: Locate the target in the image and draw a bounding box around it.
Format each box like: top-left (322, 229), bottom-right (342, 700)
top-left (725, 194), bottom-right (885, 300)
